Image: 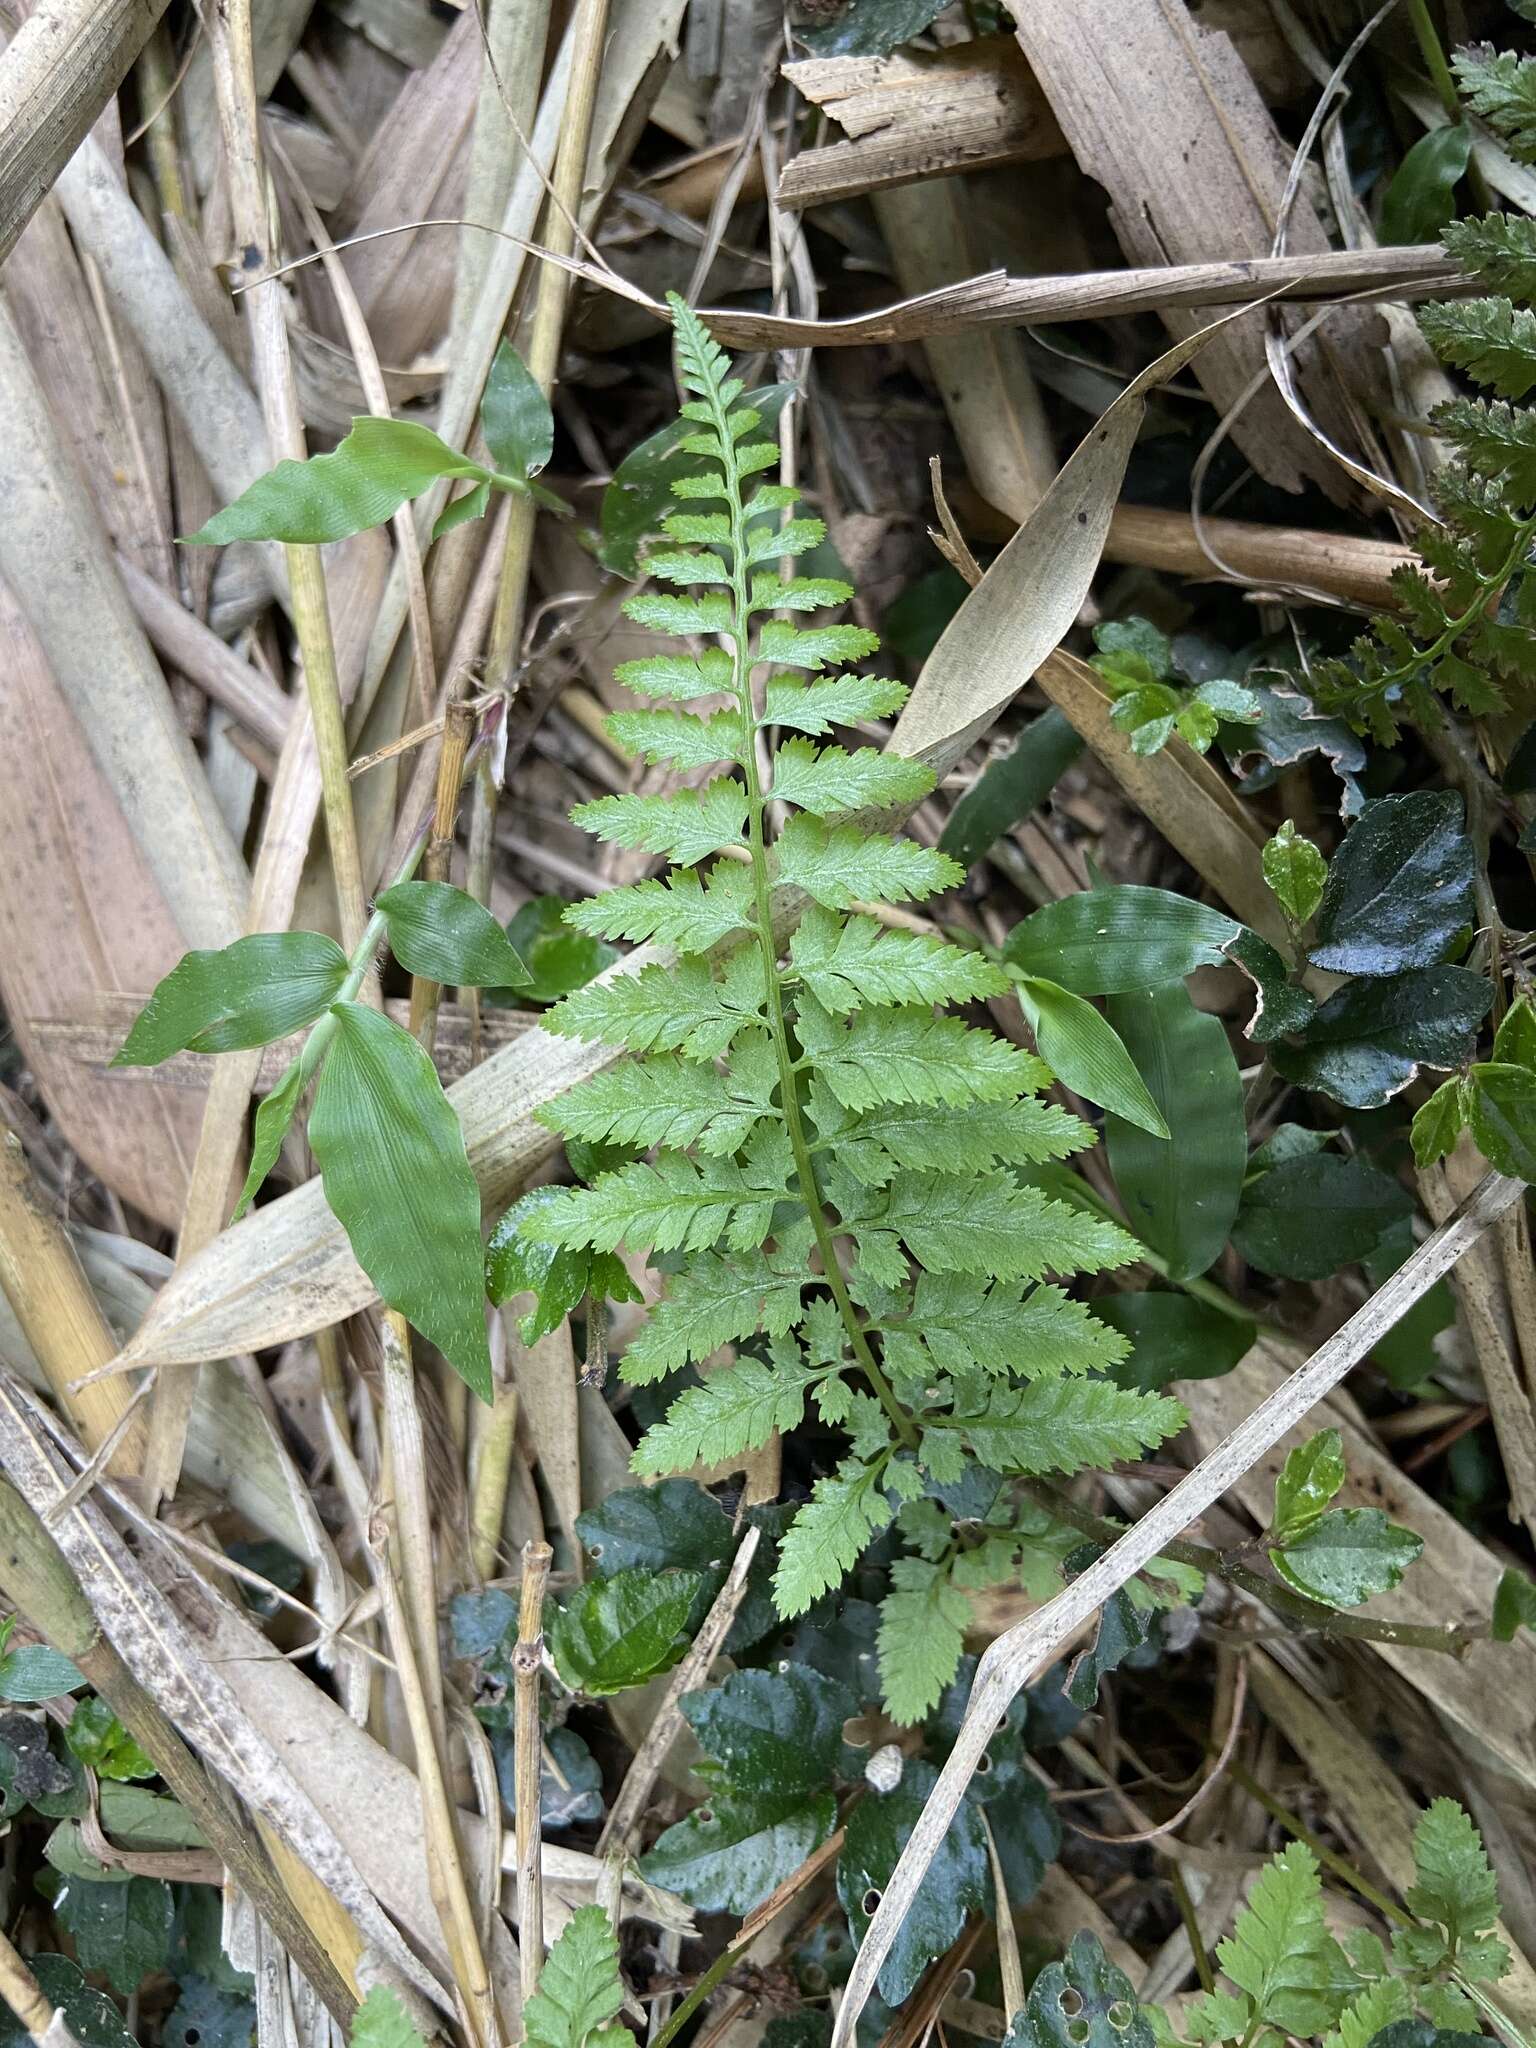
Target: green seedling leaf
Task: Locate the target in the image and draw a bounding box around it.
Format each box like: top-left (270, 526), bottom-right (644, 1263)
top-left (431, 480), bottom-right (491, 541)
top-left (1233, 1152), bottom-right (1412, 1282)
top-left (378, 880), bottom-right (530, 989)
top-left (1395, 1797), bottom-right (1509, 1981)
top-left (1271, 1429), bottom-right (1346, 1547)
top-left (1271, 966), bottom-right (1490, 1110)
top-left (1492, 1566), bottom-right (1536, 1640)
top-left (1211, 1843), bottom-right (1356, 2038)
top-left (1096, 1291), bottom-right (1255, 1392)
top-left (64, 1698), bottom-right (156, 1781)
top-left (1309, 791), bottom-right (1476, 977)
top-left (1494, 993), bottom-right (1536, 1066)
top-left (482, 340), bottom-right (553, 481)
top-left (1015, 975), bottom-right (1169, 1137)
top-left (486, 1188), bottom-right (640, 1345)
top-left (350, 1984), bottom-right (429, 2048)
top-left (1263, 819), bottom-right (1328, 924)
top-left (1380, 123), bottom-right (1473, 245)
top-left (1468, 1060), bottom-right (1536, 1180)
top-left (0, 1644), bottom-right (84, 1702)
top-left (232, 1053), bottom-right (310, 1220)
top-left (939, 708), bottom-right (1084, 868)
top-left (1006, 1931), bottom-right (1154, 2048)
top-left (1105, 983), bottom-right (1245, 1282)
top-left (524, 1906), bottom-right (634, 2048)
top-left (310, 1001), bottom-right (492, 1399)
top-left (838, 1759), bottom-right (989, 2007)
top-left (1004, 884), bottom-right (1240, 994)
top-left (545, 1569), bottom-right (705, 1695)
top-left (53, 1875), bottom-right (173, 1995)
top-left (1412, 1075), bottom-right (1472, 1170)
top-left (113, 931), bottom-right (348, 1064)
top-left (1271, 1508), bottom-right (1424, 1609)
top-left (185, 416), bottom-right (490, 545)
top-left (0, 1956), bottom-right (135, 2048)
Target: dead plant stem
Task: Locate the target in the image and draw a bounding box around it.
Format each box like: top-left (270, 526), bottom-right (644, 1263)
top-left (514, 1539), bottom-right (553, 2005)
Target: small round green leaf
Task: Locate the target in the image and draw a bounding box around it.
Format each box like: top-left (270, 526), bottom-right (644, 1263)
top-left (1270, 1507), bottom-right (1423, 1609)
top-left (1271, 1429), bottom-right (1346, 1548)
top-left (1469, 1060), bottom-right (1536, 1181)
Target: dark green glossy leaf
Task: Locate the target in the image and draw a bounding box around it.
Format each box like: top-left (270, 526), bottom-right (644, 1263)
top-left (883, 566), bottom-right (969, 667)
top-left (641, 1787), bottom-right (837, 1916)
top-left (1309, 791), bottom-right (1476, 977)
top-left (1262, 820), bottom-right (1327, 924)
top-left (1007, 1932), bottom-right (1155, 2048)
top-left (682, 1667), bottom-right (853, 1797)
top-left (1062, 1552), bottom-right (1148, 1709)
top-left (1224, 927), bottom-right (1316, 1043)
top-left (501, 896), bottom-right (617, 1005)
top-left (599, 385), bottom-right (793, 576)
top-left (1364, 2024), bottom-right (1486, 2048)
top-left (0, 1645), bottom-right (84, 1702)
top-left (1271, 966), bottom-right (1490, 1109)
top-left (1380, 124), bottom-right (1473, 246)
top-left (1096, 1292), bottom-right (1255, 1392)
top-left (1271, 1429), bottom-right (1346, 1547)
top-left (1224, 676), bottom-right (1366, 807)
top-left (1493, 1566), bottom-right (1536, 1640)
top-left (1015, 976), bottom-right (1169, 1138)
top-left (837, 1759), bottom-right (989, 2006)
top-left (976, 1770), bottom-right (1059, 1907)
top-left (185, 417), bottom-right (488, 545)
top-left (310, 1002), bottom-right (492, 1399)
top-left (1271, 1508), bottom-right (1423, 1608)
top-left (1468, 1061), bottom-right (1536, 1180)
top-left (163, 1979), bottom-right (255, 2048)
top-left (486, 1188), bottom-right (639, 1344)
top-left (495, 1724), bottom-right (605, 1831)
top-left (0, 1956), bottom-right (135, 2048)
top-left (53, 1875), bottom-right (173, 1994)
top-left (545, 1568), bottom-right (706, 1695)
top-left (1105, 984), bottom-right (1245, 1281)
top-left (1363, 1223), bottom-right (1457, 1392)
top-left (377, 881), bottom-right (530, 989)
top-left (482, 340), bottom-right (553, 480)
top-left (113, 932), bottom-right (347, 1064)
top-left (65, 1697), bottom-right (155, 1781)
top-left (1233, 1153), bottom-right (1413, 1282)
top-left (940, 710), bottom-right (1083, 868)
top-left (577, 1478), bottom-right (733, 1579)
top-left (766, 1594), bottom-right (882, 1703)
top-left (1005, 885), bottom-right (1239, 995)
top-left (797, 0), bottom-right (946, 56)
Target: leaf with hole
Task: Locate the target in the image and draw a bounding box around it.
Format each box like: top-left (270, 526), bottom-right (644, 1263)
top-left (837, 1759), bottom-right (989, 2006)
top-left (1006, 1931), bottom-right (1154, 2048)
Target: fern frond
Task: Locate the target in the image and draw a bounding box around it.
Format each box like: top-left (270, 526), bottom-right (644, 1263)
top-left (798, 1002), bottom-right (1042, 1111)
top-left (747, 574), bottom-right (854, 615)
top-left (880, 1276), bottom-right (1132, 1382)
top-left (565, 862), bottom-right (756, 951)
top-left (1420, 296), bottom-right (1536, 398)
top-left (772, 1459), bottom-right (894, 1616)
top-left (642, 548), bottom-right (732, 587)
top-left (571, 783), bottom-right (747, 864)
top-left (745, 518), bottom-right (824, 562)
top-left (866, 1171), bottom-right (1138, 1280)
top-left (877, 1559), bottom-right (970, 1724)
top-left (951, 1378), bottom-right (1185, 1475)
top-left (630, 1351), bottom-right (823, 1467)
top-left (817, 1097), bottom-right (1089, 1182)
top-left (1443, 211), bottom-right (1536, 299)
top-left (769, 740), bottom-right (934, 816)
top-left (773, 816), bottom-right (961, 908)
top-left (1433, 395), bottom-right (1536, 502)
top-left (1453, 46), bottom-right (1536, 161)
top-left (544, 951), bottom-right (764, 1058)
top-left (620, 1251), bottom-right (806, 1384)
top-left (613, 649), bottom-right (733, 701)
top-left (788, 905), bottom-right (1007, 1010)
top-left (761, 673), bottom-right (909, 733)
top-left (524, 1153), bottom-right (792, 1256)
top-left (605, 709), bottom-right (742, 770)
top-left (543, 1039), bottom-right (776, 1156)
top-left (757, 620), bottom-right (881, 670)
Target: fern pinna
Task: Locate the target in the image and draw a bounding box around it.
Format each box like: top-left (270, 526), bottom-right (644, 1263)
top-left (519, 297), bottom-right (1184, 1720)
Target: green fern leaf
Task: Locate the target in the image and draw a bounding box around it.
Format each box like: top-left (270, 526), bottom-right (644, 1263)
top-left (769, 740), bottom-right (934, 816)
top-left (877, 1559), bottom-right (969, 1724)
top-left (748, 574), bottom-right (855, 616)
top-left (524, 1153), bottom-right (790, 1257)
top-left (1420, 297), bottom-right (1536, 398)
top-left (757, 620), bottom-right (882, 670)
top-left (800, 1002), bottom-right (1043, 1111)
top-left (1433, 395), bottom-right (1536, 503)
top-left (523, 1906), bottom-right (633, 2048)
top-left (613, 648), bottom-right (733, 701)
top-left (946, 1377), bottom-right (1184, 1473)
top-left (571, 783), bottom-right (748, 864)
top-left (815, 1096), bottom-right (1087, 1183)
top-left (1443, 211), bottom-right (1536, 300)
top-left (774, 816), bottom-right (961, 908)
top-left (661, 512), bottom-right (731, 545)
top-left (1325, 1978), bottom-right (1412, 2048)
top-left (1215, 1844), bottom-right (1356, 2037)
top-left (624, 592), bottom-right (735, 636)
top-left (350, 1989), bottom-right (428, 2048)
top-left (643, 549), bottom-right (731, 587)
top-left (621, 1251), bottom-right (806, 1384)
top-left (866, 1171), bottom-right (1138, 1280)
top-left (544, 1040), bottom-right (776, 1156)
top-left (545, 952), bottom-right (764, 1059)
top-left (1395, 1797), bottom-right (1509, 1980)
top-left (565, 861), bottom-right (756, 951)
top-left (880, 1275), bottom-right (1132, 1382)
top-left (1453, 46), bottom-right (1536, 159)
top-left (605, 709), bottom-right (742, 770)
top-left (761, 674), bottom-right (908, 733)
top-left (788, 905), bottom-right (1007, 1011)
top-left (773, 1459), bottom-right (893, 1617)
top-left (745, 518), bottom-right (825, 562)
top-left (631, 1351), bottom-right (823, 1469)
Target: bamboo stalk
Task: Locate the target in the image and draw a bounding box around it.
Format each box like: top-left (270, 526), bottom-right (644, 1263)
top-left (513, 1540), bottom-right (552, 2004)
top-left (468, 1385), bottom-right (520, 1581)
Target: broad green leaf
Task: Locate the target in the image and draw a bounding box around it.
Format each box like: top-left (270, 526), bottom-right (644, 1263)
top-left (773, 1460), bottom-right (893, 1617)
top-left (377, 881), bottom-right (530, 989)
top-left (837, 1759), bottom-right (989, 2006)
top-left (501, 896), bottom-right (616, 1006)
top-left (350, 1987), bottom-right (428, 2048)
top-left (0, 1956), bottom-right (135, 2048)
top-left (310, 1002), bottom-right (492, 1399)
top-left (576, 1481), bottom-right (735, 1581)
top-left (1494, 993), bottom-right (1536, 1066)
top-left (1493, 1565), bottom-right (1536, 1639)
top-left (1271, 1508), bottom-right (1423, 1609)
top-left (1233, 1152), bottom-right (1412, 1282)
top-left (940, 708), bottom-right (1083, 868)
top-left (431, 479), bottom-right (491, 540)
top-left (161, 1981), bottom-right (254, 2048)
top-left (1004, 884), bottom-right (1240, 994)
top-left (482, 340), bottom-right (553, 480)
top-left (774, 816), bottom-right (961, 908)
top-left (641, 1787), bottom-right (836, 1915)
top-left (545, 1570), bottom-right (705, 1695)
top-left (185, 417), bottom-right (488, 545)
top-left (769, 740), bottom-right (933, 816)
top-left (546, 951), bottom-right (764, 1059)
top-left (1214, 1843), bottom-right (1355, 2038)
top-left (1095, 1292), bottom-right (1255, 1393)
top-left (798, 0), bottom-right (946, 56)
top-left (1271, 1430), bottom-right (1346, 1547)
top-left (682, 1666), bottom-right (853, 1794)
top-left (632, 1351), bottom-right (819, 1467)
top-left (1468, 1061), bottom-right (1536, 1180)
top-left (53, 1876), bottom-right (173, 1995)
top-left (1015, 975), bottom-right (1170, 1138)
top-left (1105, 983), bottom-right (1245, 1282)
top-left (946, 1379), bottom-right (1184, 1474)
top-left (231, 1054), bottom-right (307, 1220)
top-left (1412, 1075), bottom-right (1472, 1170)
top-left (788, 905), bottom-right (1006, 1012)
top-left (1009, 1933), bottom-right (1154, 2048)
top-left (113, 931), bottom-right (348, 1064)
top-left (1225, 926), bottom-right (1317, 1043)
top-left (1309, 791), bottom-right (1475, 977)
top-left (1262, 819), bottom-right (1327, 924)
top-left (760, 673), bottom-right (908, 734)
top-left (572, 783), bottom-right (748, 864)
top-left (0, 1645), bottom-right (84, 1702)
top-left (1272, 966), bottom-right (1489, 1110)
top-left (1380, 124), bottom-right (1472, 246)
top-left (524, 1907), bottom-right (634, 2048)
top-left (65, 1698), bottom-right (155, 1781)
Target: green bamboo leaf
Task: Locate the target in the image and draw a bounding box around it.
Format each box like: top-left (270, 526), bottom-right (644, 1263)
top-left (482, 340), bottom-right (553, 480)
top-left (1004, 886), bottom-right (1239, 996)
top-left (431, 480), bottom-right (491, 541)
top-left (1014, 975), bottom-right (1169, 1138)
top-left (113, 933), bottom-right (348, 1065)
top-left (377, 881), bottom-right (530, 989)
top-left (184, 417), bottom-right (489, 545)
top-left (231, 1055), bottom-right (307, 1219)
top-left (309, 1002), bottom-right (492, 1399)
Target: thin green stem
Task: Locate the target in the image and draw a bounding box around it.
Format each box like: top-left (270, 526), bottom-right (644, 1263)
top-left (709, 384), bottom-right (916, 1450)
top-left (1405, 0), bottom-right (1462, 124)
